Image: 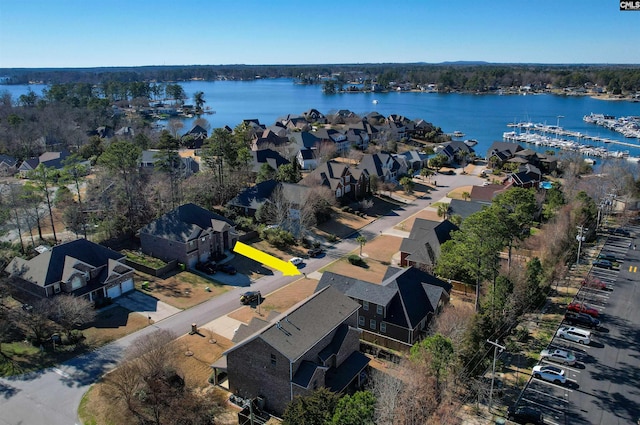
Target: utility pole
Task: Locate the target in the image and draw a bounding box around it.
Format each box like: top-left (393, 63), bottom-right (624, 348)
top-left (576, 225), bottom-right (587, 265)
top-left (487, 339), bottom-right (505, 413)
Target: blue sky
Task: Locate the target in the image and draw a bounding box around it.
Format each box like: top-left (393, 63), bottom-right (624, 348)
top-left (1, 0), bottom-right (639, 68)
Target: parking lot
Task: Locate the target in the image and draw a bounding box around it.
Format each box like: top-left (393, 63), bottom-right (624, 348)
top-left (514, 228), bottom-right (640, 424)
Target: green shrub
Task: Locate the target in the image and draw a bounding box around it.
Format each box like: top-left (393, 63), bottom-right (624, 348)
top-left (326, 234), bottom-right (338, 243)
top-left (261, 228), bottom-right (296, 249)
top-left (348, 255), bottom-right (368, 268)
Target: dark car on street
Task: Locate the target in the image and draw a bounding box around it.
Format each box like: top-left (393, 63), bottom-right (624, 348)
top-left (507, 406), bottom-right (544, 425)
top-left (240, 291), bottom-right (261, 305)
top-left (565, 311), bottom-right (601, 329)
top-left (307, 247), bottom-right (324, 258)
top-left (216, 264), bottom-right (237, 275)
top-left (195, 261), bottom-right (216, 274)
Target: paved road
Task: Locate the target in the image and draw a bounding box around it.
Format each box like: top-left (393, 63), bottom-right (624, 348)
top-left (0, 172), bottom-right (483, 425)
top-left (517, 228), bottom-right (640, 425)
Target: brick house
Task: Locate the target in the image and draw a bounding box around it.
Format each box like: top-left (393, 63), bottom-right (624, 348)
top-left (301, 160), bottom-right (369, 200)
top-left (214, 286), bottom-right (369, 416)
top-left (4, 239), bottom-right (135, 301)
top-left (316, 267), bottom-right (452, 350)
top-left (139, 203), bottom-right (237, 268)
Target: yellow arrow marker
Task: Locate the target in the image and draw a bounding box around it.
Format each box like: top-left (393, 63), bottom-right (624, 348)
top-left (233, 241), bottom-right (301, 276)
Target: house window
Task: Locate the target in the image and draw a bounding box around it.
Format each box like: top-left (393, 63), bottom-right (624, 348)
top-left (370, 319), bottom-right (376, 330)
top-left (358, 315), bottom-right (365, 326)
top-left (380, 322), bottom-right (387, 333)
top-left (363, 301), bottom-right (369, 311)
top-left (377, 305), bottom-right (383, 315)
top-left (270, 354), bottom-right (276, 366)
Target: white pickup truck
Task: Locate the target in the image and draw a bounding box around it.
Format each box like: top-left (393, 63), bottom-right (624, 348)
top-left (539, 348), bottom-right (576, 365)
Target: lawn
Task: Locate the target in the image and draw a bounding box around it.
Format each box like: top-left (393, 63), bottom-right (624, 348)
top-left (316, 208), bottom-right (376, 240)
top-left (447, 185), bottom-right (474, 200)
top-left (320, 255), bottom-right (390, 284)
top-left (135, 270), bottom-right (228, 309)
top-left (360, 234), bottom-right (403, 263)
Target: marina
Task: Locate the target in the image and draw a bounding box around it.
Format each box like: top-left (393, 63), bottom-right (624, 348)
top-left (504, 115), bottom-right (640, 162)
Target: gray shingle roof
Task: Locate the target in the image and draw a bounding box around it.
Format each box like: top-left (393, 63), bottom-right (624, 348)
top-left (5, 239), bottom-right (125, 287)
top-left (317, 272), bottom-right (396, 306)
top-left (227, 286), bottom-right (359, 362)
top-left (139, 203), bottom-right (234, 243)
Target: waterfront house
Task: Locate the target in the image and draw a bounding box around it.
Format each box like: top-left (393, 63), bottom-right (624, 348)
top-left (508, 164), bottom-right (542, 189)
top-left (182, 124), bottom-right (208, 148)
top-left (139, 203), bottom-right (237, 268)
top-left (4, 239), bottom-right (135, 301)
top-left (214, 286), bottom-right (369, 416)
top-left (317, 267), bottom-right (452, 350)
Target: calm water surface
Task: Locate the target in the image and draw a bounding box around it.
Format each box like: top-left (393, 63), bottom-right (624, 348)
top-left (3, 79), bottom-right (639, 158)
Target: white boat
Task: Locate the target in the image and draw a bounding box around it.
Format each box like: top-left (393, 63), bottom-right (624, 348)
top-left (464, 139), bottom-right (478, 147)
top-left (372, 99), bottom-right (378, 104)
top-left (453, 131), bottom-right (465, 138)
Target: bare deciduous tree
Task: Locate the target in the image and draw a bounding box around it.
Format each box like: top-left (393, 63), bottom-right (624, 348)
top-left (51, 294), bottom-right (96, 340)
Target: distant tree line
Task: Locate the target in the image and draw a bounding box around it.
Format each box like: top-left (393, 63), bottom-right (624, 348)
top-left (2, 64), bottom-right (640, 92)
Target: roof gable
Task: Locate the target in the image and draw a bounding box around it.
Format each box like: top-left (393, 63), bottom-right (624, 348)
top-left (140, 203), bottom-right (234, 242)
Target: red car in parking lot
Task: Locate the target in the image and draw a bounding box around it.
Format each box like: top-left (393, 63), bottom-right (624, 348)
top-left (567, 302), bottom-right (599, 318)
top-left (581, 278), bottom-right (608, 290)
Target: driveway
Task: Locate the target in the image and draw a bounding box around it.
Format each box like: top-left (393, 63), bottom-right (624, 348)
top-left (114, 290), bottom-right (181, 322)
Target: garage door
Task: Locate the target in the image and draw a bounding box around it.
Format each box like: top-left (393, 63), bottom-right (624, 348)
top-left (121, 279), bottom-right (134, 294)
top-left (107, 285), bottom-right (121, 299)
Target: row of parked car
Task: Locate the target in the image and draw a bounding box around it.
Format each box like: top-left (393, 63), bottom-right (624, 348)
top-left (509, 247), bottom-right (618, 424)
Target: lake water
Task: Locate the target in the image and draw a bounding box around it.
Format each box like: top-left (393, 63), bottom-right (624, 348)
top-left (2, 79), bottom-right (640, 158)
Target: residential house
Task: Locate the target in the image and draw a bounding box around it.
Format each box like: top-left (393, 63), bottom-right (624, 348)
top-left (408, 119), bottom-right (437, 139)
top-left (448, 198), bottom-right (489, 221)
top-left (227, 179), bottom-right (279, 217)
top-left (435, 141), bottom-right (475, 164)
top-left (4, 239), bottom-right (135, 301)
top-left (344, 127), bottom-right (370, 150)
top-left (139, 203), bottom-right (237, 268)
top-left (356, 151), bottom-right (404, 183)
top-left (114, 126), bottom-right (135, 138)
top-left (302, 160), bottom-right (368, 200)
top-left (17, 150), bottom-right (73, 177)
top-left (252, 127), bottom-right (290, 151)
top-left (399, 219), bottom-right (459, 270)
top-left (182, 124), bottom-right (208, 149)
top-left (251, 149), bottom-right (290, 174)
top-left (0, 155), bottom-right (19, 176)
top-left (486, 141), bottom-right (524, 168)
top-left (214, 286), bottom-right (369, 416)
top-left (313, 128), bottom-right (349, 154)
top-left (393, 150), bottom-right (430, 173)
top-left (296, 148), bottom-right (317, 170)
top-left (508, 164), bottom-right (543, 188)
top-left (317, 267), bottom-right (452, 350)
top-left (139, 149), bottom-right (199, 177)
top-left (469, 183), bottom-right (509, 202)
top-left (302, 108), bottom-right (327, 124)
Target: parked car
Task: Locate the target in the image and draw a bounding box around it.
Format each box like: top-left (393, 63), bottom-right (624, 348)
top-left (593, 259), bottom-right (613, 269)
top-left (307, 247), bottom-right (324, 258)
top-left (597, 253), bottom-right (618, 262)
top-left (507, 406), bottom-right (544, 425)
top-left (564, 311), bottom-right (601, 329)
top-left (556, 326), bottom-right (591, 345)
top-left (216, 264), bottom-right (237, 275)
top-left (532, 364), bottom-right (567, 384)
top-left (240, 291), bottom-right (261, 305)
top-left (540, 348), bottom-right (576, 365)
top-left (195, 261), bottom-right (216, 274)
top-left (581, 278), bottom-right (609, 291)
top-left (289, 257), bottom-right (303, 266)
top-left (610, 228), bottom-right (631, 237)
top-left (567, 302), bottom-right (599, 317)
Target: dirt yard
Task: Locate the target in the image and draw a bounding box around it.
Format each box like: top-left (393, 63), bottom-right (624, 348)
top-left (134, 270), bottom-right (229, 309)
top-left (317, 208), bottom-right (376, 240)
top-left (394, 209), bottom-right (442, 232)
top-left (360, 234), bottom-right (403, 263)
top-left (228, 277), bottom-right (319, 324)
top-left (447, 185), bottom-right (474, 200)
top-left (321, 255), bottom-right (390, 284)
